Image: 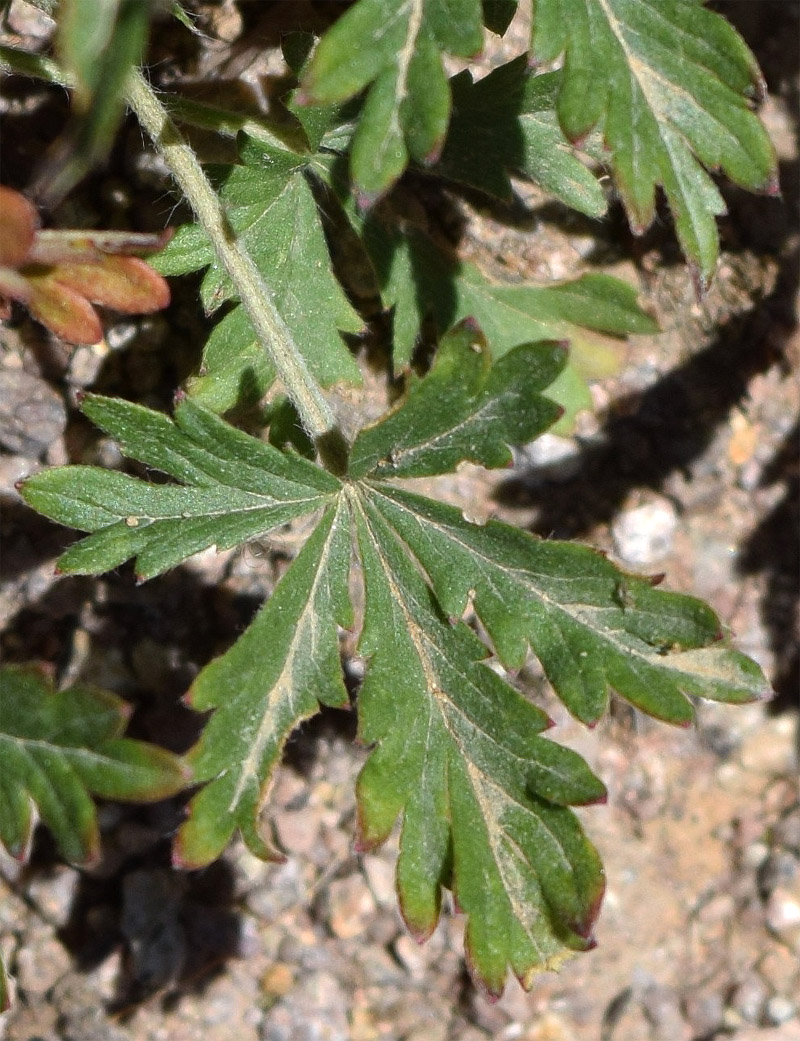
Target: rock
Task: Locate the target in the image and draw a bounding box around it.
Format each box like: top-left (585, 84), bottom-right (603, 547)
top-left (611, 499), bottom-right (678, 567)
top-left (764, 995), bottom-right (797, 1026)
top-left (730, 975), bottom-right (769, 1025)
top-left (683, 991), bottom-right (725, 1038)
top-left (764, 886), bottom-right (800, 949)
top-left (361, 855), bottom-right (395, 908)
top-left (13, 925), bottom-right (71, 997)
top-left (514, 434), bottom-right (583, 482)
top-left (392, 934), bottom-right (429, 981)
top-left (775, 808), bottom-right (800, 854)
top-left (757, 945), bottom-right (800, 995)
top-left (260, 971), bottom-right (349, 1041)
top-left (24, 867), bottom-right (79, 927)
top-left (0, 369), bottom-right (66, 456)
top-left (325, 875), bottom-right (376, 939)
top-left (273, 808), bottom-right (320, 857)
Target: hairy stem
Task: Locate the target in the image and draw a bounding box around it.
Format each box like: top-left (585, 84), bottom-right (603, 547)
top-left (125, 70), bottom-right (339, 445)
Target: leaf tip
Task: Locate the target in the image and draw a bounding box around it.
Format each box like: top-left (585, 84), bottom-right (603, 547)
top-left (688, 262), bottom-right (710, 302)
top-left (763, 170), bottom-right (781, 198)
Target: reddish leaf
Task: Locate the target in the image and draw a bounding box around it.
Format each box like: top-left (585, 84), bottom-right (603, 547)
top-left (0, 186), bottom-right (37, 267)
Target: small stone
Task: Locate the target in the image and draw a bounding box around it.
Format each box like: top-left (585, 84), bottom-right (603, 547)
top-left (729, 974), bottom-right (768, 1025)
top-left (742, 841), bottom-right (771, 871)
top-left (325, 875), bottom-right (375, 939)
top-left (273, 809), bottom-right (320, 857)
top-left (392, 934), bottom-right (429, 981)
top-left (0, 370), bottom-right (66, 456)
top-left (13, 926), bottom-right (71, 996)
top-left (758, 945), bottom-right (800, 995)
top-left (697, 893), bottom-right (735, 924)
top-left (514, 434), bottom-right (583, 482)
top-left (684, 992), bottom-right (725, 1038)
top-left (361, 855), bottom-right (395, 907)
top-left (765, 887), bottom-right (800, 948)
top-left (260, 971), bottom-right (349, 1041)
top-left (764, 995), bottom-right (797, 1026)
top-left (25, 867), bottom-right (79, 926)
top-left (66, 344), bottom-right (105, 387)
top-left (775, 809), bottom-right (800, 853)
top-left (611, 499), bottom-right (678, 567)
top-left (758, 851), bottom-right (799, 898)
top-left (261, 963), bottom-right (295, 999)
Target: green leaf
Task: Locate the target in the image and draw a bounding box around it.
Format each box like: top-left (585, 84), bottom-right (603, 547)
top-left (350, 321), bottom-right (566, 478)
top-left (437, 59), bottom-right (607, 216)
top-left (299, 0), bottom-right (484, 199)
top-left (20, 394), bottom-right (338, 580)
top-left (361, 215), bottom-right (657, 386)
top-left (43, 0), bottom-right (154, 202)
top-left (175, 500), bottom-right (352, 867)
top-left (353, 493), bottom-right (606, 995)
top-left (154, 135), bottom-right (362, 410)
top-left (367, 486), bottom-right (770, 725)
top-left (0, 664), bottom-right (188, 865)
top-left (531, 0), bottom-right (777, 283)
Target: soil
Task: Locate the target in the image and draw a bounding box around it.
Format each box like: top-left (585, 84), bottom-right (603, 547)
top-left (0, 2), bottom-right (798, 1041)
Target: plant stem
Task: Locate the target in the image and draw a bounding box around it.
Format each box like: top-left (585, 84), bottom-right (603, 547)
top-left (125, 70), bottom-right (339, 446)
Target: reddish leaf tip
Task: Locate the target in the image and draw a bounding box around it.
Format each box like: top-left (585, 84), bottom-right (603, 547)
top-left (763, 169), bottom-right (781, 197)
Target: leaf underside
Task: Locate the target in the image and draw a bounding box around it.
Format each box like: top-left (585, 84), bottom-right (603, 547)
top-left (0, 665), bottom-right (187, 866)
top-left (19, 333), bottom-right (769, 992)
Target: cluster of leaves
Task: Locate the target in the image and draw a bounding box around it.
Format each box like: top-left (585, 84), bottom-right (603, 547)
top-left (2, 0), bottom-right (777, 999)
top-left (21, 326), bottom-right (768, 992)
top-left (0, 185), bottom-right (171, 344)
top-left (0, 665), bottom-right (187, 1011)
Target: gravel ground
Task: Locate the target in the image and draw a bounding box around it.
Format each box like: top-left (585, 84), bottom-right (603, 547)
top-left (0, 2), bottom-right (798, 1040)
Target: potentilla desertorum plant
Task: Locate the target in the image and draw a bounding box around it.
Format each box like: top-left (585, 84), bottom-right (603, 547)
top-left (0, 0), bottom-right (778, 1004)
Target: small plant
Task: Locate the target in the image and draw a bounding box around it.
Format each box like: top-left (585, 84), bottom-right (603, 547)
top-left (1, 0), bottom-right (777, 1001)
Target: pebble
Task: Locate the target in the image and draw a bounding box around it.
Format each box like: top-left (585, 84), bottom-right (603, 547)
top-left (757, 945), bottom-right (800, 994)
top-left (260, 971), bottom-right (349, 1041)
top-left (361, 855), bottom-right (395, 908)
top-left (514, 434), bottom-right (583, 482)
top-left (273, 809), bottom-right (320, 857)
top-left (683, 992), bottom-right (725, 1038)
top-left (13, 926), bottom-right (71, 996)
top-left (0, 370), bottom-right (66, 456)
top-left (775, 809), bottom-right (800, 853)
top-left (325, 876), bottom-right (376, 939)
top-left (391, 934), bottom-right (429, 981)
top-left (730, 975), bottom-right (768, 1024)
top-left (764, 887), bottom-right (800, 949)
top-left (25, 867), bottom-right (79, 927)
top-left (764, 995), bottom-right (797, 1026)
top-left (611, 499), bottom-right (678, 567)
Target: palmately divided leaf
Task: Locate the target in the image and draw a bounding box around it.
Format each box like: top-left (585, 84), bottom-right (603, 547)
top-left (353, 492), bottom-right (606, 995)
top-left (349, 320), bottom-right (565, 479)
top-left (0, 665), bottom-right (188, 865)
top-left (531, 0), bottom-right (777, 282)
top-left (437, 59), bottom-right (607, 216)
top-left (154, 135), bottom-right (362, 409)
top-left (299, 0), bottom-right (485, 199)
top-left (367, 486), bottom-right (771, 725)
top-left (20, 394), bottom-right (338, 579)
top-left (175, 500), bottom-right (352, 867)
